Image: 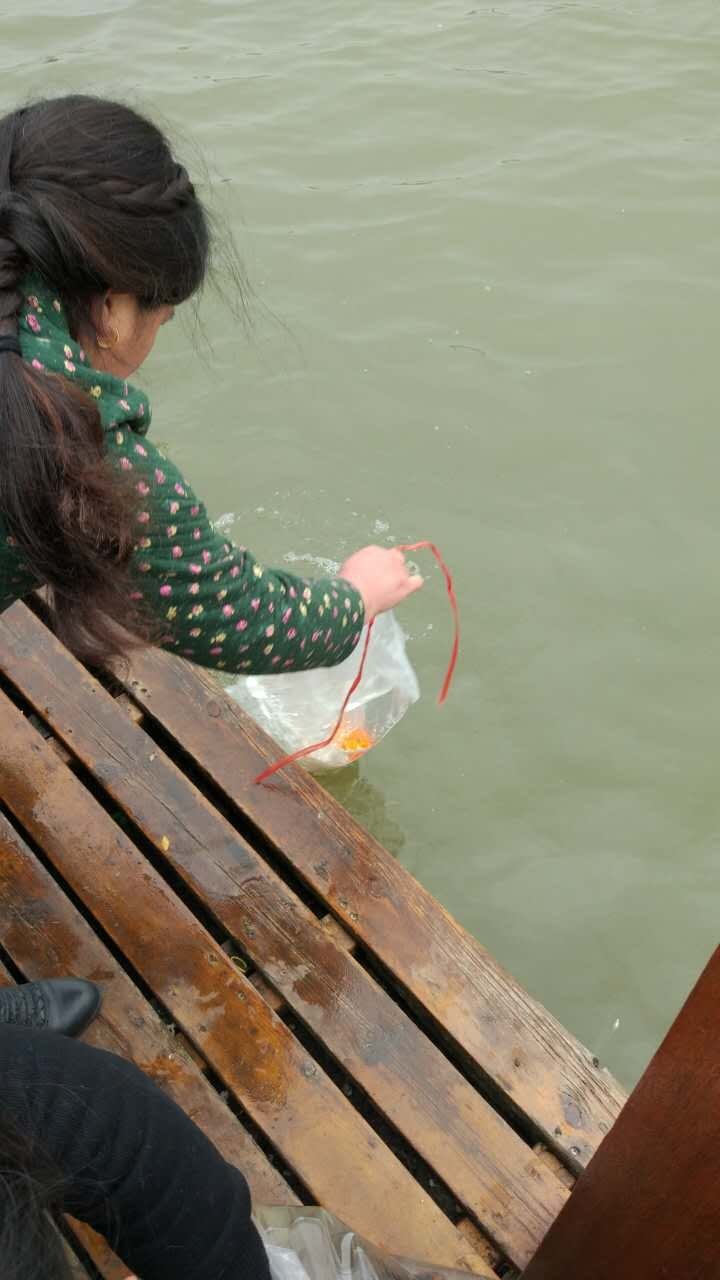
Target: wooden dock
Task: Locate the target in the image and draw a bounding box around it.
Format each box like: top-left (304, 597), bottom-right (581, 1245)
top-left (0, 599), bottom-right (626, 1278)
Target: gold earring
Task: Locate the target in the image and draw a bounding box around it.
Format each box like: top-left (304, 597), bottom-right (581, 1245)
top-left (96, 325), bottom-right (120, 350)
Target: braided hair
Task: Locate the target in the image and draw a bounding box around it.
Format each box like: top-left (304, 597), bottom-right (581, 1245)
top-left (0, 96), bottom-right (210, 664)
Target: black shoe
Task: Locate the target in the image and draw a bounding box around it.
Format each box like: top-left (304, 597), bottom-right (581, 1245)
top-left (0, 979), bottom-right (102, 1037)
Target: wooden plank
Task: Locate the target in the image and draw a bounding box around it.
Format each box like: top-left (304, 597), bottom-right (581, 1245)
top-left (523, 947), bottom-right (720, 1280)
top-left (61, 1239), bottom-right (93, 1280)
top-left (0, 687), bottom-right (489, 1276)
top-left (532, 1145), bottom-right (574, 1191)
top-left (0, 605), bottom-right (567, 1269)
top-left (115, 692), bottom-right (143, 725)
top-left (54, 1224), bottom-right (94, 1280)
top-left (249, 970), bottom-right (285, 1012)
top-left (321, 913), bottom-right (357, 951)
top-left (0, 810), bottom-right (293, 1205)
top-left (65, 1222), bottom-right (128, 1280)
top-left (110, 631), bottom-right (626, 1171)
top-left (0, 821), bottom-right (293, 1280)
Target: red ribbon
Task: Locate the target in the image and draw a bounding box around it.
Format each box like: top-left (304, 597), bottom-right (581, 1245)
top-left (254, 541), bottom-right (459, 784)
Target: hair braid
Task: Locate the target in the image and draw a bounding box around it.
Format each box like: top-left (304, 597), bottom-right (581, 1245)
top-left (22, 162), bottom-right (196, 215)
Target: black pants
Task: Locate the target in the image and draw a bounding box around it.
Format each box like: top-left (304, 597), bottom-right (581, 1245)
top-left (0, 1025), bottom-right (271, 1280)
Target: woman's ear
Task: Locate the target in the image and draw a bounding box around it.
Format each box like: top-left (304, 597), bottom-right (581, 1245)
top-left (88, 291), bottom-right (112, 341)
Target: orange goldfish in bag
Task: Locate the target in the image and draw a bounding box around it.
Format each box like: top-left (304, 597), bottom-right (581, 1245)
top-left (335, 717), bottom-right (376, 761)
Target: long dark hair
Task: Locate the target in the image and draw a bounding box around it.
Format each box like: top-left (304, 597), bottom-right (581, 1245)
top-left (0, 1111), bottom-right (71, 1280)
top-left (0, 95), bottom-right (210, 664)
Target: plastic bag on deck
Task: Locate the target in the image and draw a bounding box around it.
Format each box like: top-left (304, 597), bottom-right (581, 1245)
top-left (227, 610), bottom-right (419, 771)
top-left (255, 1206), bottom-right (478, 1280)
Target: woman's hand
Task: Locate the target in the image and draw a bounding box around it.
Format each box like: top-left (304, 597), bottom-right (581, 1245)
top-left (339, 546), bottom-right (423, 621)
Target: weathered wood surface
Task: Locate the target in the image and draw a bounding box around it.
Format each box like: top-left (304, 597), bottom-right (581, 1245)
top-left (0, 598), bottom-right (632, 1275)
top-left (0, 810), bottom-right (293, 1204)
top-left (0, 821), bottom-right (292, 1280)
top-left (60, 1235), bottom-right (94, 1280)
top-left (0, 681), bottom-right (489, 1276)
top-left (117, 630), bottom-right (626, 1169)
top-left (523, 946), bottom-right (720, 1280)
top-left (64, 1222), bottom-right (128, 1280)
top-left (0, 604), bottom-right (568, 1269)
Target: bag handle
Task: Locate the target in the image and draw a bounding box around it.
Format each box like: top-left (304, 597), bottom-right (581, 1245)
top-left (255, 542), bottom-right (459, 785)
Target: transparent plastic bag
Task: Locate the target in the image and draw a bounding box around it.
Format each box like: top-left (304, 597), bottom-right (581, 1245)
top-left (255, 1206), bottom-right (478, 1280)
top-left (227, 611), bottom-right (419, 771)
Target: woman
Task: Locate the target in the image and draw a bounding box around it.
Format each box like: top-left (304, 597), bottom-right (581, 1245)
top-left (0, 1023), bottom-right (271, 1280)
top-left (0, 1016), bottom-right (463, 1280)
top-left (0, 96), bottom-right (422, 670)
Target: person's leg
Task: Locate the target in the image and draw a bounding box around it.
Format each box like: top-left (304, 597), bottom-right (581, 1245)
top-left (0, 979), bottom-right (101, 1037)
top-left (0, 1026), bottom-right (271, 1280)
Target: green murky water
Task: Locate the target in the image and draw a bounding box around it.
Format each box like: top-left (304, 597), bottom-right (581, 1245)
top-left (4, 0), bottom-right (720, 1086)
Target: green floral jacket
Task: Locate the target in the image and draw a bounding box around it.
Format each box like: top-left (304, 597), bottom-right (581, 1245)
top-left (0, 277), bottom-right (364, 674)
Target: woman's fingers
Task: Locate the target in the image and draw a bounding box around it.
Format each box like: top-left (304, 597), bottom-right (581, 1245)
top-left (339, 545), bottom-right (425, 619)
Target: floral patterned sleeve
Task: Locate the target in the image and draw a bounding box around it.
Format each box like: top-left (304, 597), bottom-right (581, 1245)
top-left (107, 430), bottom-right (365, 675)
